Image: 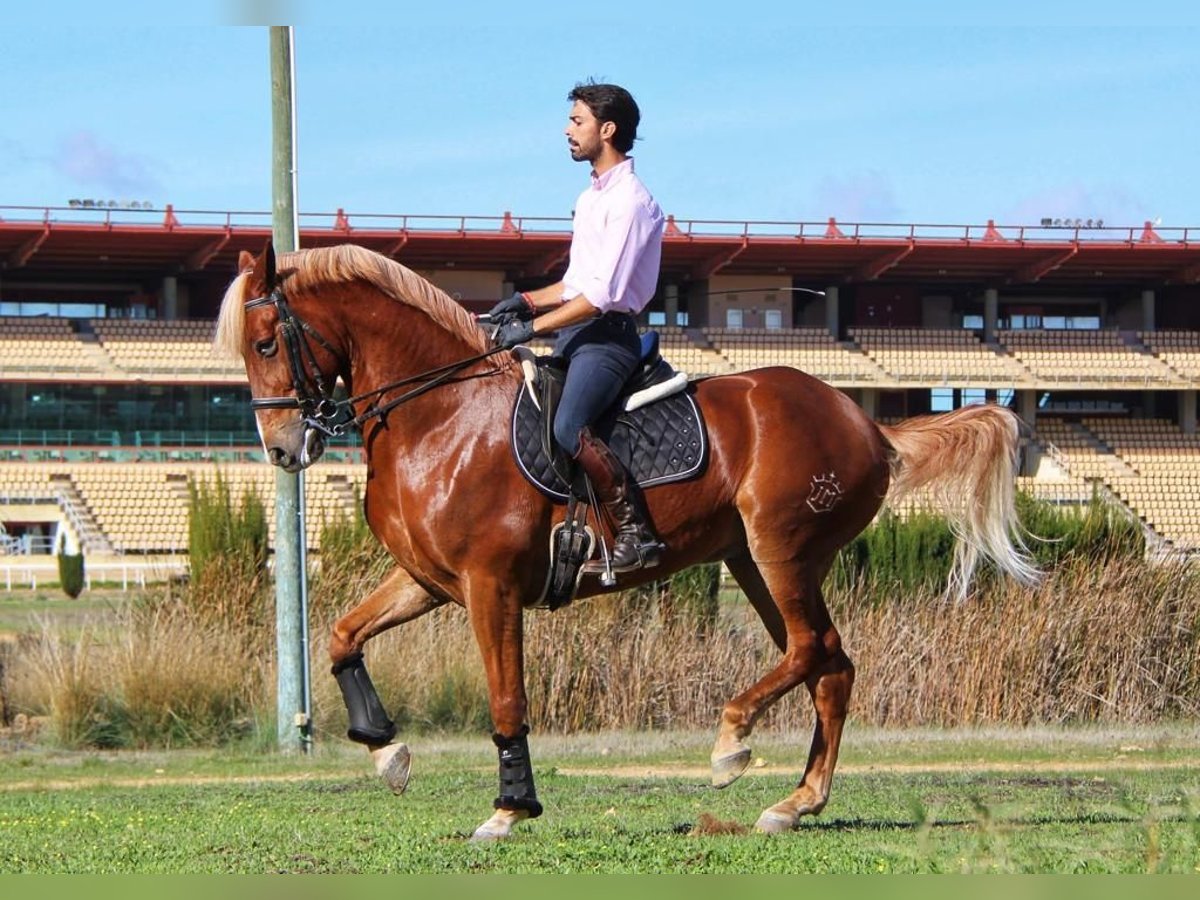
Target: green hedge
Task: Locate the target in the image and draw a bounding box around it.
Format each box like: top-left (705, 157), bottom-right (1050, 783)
top-left (310, 488), bottom-right (393, 622)
top-left (57, 551), bottom-right (85, 599)
top-left (831, 490), bottom-right (1145, 597)
top-left (187, 471), bottom-right (268, 584)
top-left (185, 471), bottom-right (269, 628)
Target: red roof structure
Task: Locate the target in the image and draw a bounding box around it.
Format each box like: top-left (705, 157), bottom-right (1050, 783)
top-left (2, 205), bottom-right (1198, 287)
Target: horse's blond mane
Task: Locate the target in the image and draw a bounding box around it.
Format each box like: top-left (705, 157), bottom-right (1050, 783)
top-left (213, 244), bottom-right (489, 359)
top-left (213, 272), bottom-right (249, 359)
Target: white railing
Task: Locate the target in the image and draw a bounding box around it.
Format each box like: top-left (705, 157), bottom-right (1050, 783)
top-left (0, 558), bottom-right (189, 591)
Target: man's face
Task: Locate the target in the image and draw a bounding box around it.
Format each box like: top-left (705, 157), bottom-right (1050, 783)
top-left (565, 100), bottom-right (608, 163)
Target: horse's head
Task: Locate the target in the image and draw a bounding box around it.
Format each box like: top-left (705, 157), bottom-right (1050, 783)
top-left (219, 242), bottom-right (343, 472)
top-left (217, 240), bottom-right (499, 472)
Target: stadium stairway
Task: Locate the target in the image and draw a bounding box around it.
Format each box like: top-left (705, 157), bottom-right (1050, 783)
top-left (72, 321), bottom-right (120, 377)
top-left (48, 474), bottom-right (114, 555)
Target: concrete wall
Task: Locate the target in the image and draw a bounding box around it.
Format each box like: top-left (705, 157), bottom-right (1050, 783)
top-left (417, 269), bottom-right (505, 305)
top-left (921, 294), bottom-right (954, 329)
top-left (797, 298), bottom-right (826, 328)
top-left (1109, 293), bottom-right (1145, 330)
top-left (706, 274), bottom-right (792, 329)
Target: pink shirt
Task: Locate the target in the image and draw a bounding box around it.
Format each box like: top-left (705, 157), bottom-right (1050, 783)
top-left (561, 158), bottom-right (664, 314)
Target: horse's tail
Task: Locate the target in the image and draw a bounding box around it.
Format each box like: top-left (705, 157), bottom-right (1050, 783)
top-left (877, 403), bottom-right (1041, 601)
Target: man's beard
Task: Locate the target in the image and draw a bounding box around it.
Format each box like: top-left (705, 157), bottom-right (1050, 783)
top-left (568, 141), bottom-right (597, 163)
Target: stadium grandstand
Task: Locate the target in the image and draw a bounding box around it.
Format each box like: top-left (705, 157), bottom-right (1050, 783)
top-left (1, 204), bottom-right (1198, 586)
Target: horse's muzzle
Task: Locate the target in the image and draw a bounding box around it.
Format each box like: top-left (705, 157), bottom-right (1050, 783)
top-left (267, 446), bottom-right (300, 471)
top-left (267, 426), bottom-right (325, 472)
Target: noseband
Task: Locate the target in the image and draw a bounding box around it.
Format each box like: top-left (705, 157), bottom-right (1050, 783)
top-left (244, 285), bottom-right (507, 438)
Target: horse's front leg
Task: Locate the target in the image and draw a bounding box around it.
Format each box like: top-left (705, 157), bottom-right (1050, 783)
top-left (329, 565), bottom-right (447, 794)
top-left (465, 584), bottom-right (541, 841)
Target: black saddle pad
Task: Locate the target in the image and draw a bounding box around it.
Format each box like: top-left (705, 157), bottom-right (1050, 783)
top-left (510, 384), bottom-right (708, 501)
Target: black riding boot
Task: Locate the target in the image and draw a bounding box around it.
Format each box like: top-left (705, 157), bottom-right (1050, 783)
top-left (574, 427), bottom-right (663, 572)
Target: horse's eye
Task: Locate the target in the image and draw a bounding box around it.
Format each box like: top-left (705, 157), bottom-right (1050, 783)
top-left (255, 337), bottom-right (278, 357)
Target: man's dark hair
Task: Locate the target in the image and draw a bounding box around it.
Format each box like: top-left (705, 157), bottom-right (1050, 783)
top-left (568, 82), bottom-right (640, 153)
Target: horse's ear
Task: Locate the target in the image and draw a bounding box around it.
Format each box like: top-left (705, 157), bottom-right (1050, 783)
top-left (264, 240), bottom-right (277, 290)
top-left (243, 240), bottom-right (277, 291)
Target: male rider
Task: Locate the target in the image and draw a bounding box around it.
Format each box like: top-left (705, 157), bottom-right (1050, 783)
top-left (490, 82), bottom-right (665, 572)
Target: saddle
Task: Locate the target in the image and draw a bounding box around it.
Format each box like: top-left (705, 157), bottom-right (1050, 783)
top-left (508, 332), bottom-right (708, 609)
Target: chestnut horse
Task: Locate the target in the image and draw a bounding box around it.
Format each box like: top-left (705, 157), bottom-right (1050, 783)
top-left (216, 242), bottom-right (1039, 839)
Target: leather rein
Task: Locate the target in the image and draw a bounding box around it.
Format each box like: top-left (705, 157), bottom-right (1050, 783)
top-left (244, 286), bottom-right (506, 437)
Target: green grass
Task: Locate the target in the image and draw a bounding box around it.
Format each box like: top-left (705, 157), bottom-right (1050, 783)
top-left (5, 724), bottom-right (1198, 784)
top-left (0, 588), bottom-right (139, 637)
top-left (2, 728), bottom-right (1199, 873)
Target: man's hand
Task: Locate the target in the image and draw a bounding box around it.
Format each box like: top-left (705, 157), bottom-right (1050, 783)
top-left (486, 292), bottom-right (535, 325)
top-left (492, 319), bottom-right (536, 349)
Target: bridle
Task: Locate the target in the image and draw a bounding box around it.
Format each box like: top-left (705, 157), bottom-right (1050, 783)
top-left (245, 287), bottom-right (344, 435)
top-left (244, 285), bottom-right (506, 438)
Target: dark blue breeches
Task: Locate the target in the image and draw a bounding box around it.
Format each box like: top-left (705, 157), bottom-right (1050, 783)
top-left (551, 312), bottom-right (641, 456)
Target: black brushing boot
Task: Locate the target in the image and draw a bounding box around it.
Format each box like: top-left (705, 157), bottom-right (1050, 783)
top-left (493, 726), bottom-right (543, 818)
top-left (331, 652), bottom-right (396, 745)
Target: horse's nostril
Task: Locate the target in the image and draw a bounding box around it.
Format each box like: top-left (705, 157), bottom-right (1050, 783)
top-left (268, 447), bottom-right (290, 467)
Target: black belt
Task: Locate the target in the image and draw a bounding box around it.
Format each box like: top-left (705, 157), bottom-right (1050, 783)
top-left (599, 311), bottom-right (636, 324)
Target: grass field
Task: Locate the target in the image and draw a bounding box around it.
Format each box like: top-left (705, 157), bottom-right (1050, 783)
top-left (2, 726), bottom-right (1198, 874)
top-left (0, 588), bottom-right (136, 637)
top-left (4, 576), bottom-right (1200, 874)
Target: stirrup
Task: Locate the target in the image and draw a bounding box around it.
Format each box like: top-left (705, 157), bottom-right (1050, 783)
top-left (582, 537), bottom-right (664, 580)
top-left (609, 537), bottom-right (665, 573)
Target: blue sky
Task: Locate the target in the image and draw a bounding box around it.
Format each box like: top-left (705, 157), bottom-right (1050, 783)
top-left (3, 8), bottom-right (1198, 228)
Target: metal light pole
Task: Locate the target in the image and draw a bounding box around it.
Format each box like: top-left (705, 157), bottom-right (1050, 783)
top-left (269, 25), bottom-right (311, 754)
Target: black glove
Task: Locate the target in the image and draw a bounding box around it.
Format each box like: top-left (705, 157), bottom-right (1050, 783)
top-left (493, 318), bottom-right (536, 349)
top-left (487, 292), bottom-right (534, 323)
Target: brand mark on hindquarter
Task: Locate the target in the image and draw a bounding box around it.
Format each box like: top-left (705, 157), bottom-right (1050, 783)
top-left (806, 471), bottom-right (844, 514)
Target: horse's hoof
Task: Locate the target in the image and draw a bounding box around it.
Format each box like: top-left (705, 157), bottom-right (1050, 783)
top-left (371, 742), bottom-right (411, 795)
top-left (754, 808), bottom-right (796, 834)
top-left (710, 747), bottom-right (753, 788)
top-left (470, 808), bottom-right (529, 842)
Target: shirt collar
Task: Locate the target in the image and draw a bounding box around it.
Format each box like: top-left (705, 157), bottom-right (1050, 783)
top-left (590, 157), bottom-right (634, 191)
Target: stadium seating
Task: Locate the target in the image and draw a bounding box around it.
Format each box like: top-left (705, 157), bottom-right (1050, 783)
top-left (9, 321), bottom-right (1180, 389)
top-left (92, 319), bottom-right (245, 380)
top-left (1, 462), bottom-right (369, 555)
top-left (1139, 330), bottom-right (1200, 382)
top-left (1015, 474), bottom-right (1095, 505)
top-left (702, 327), bottom-right (883, 382)
top-left (3, 320), bottom-right (1198, 558)
top-left (656, 326), bottom-right (731, 376)
top-left (1031, 416), bottom-right (1200, 550)
top-left (850, 328), bottom-right (1030, 385)
top-left (1030, 417), bottom-right (1138, 481)
top-left (997, 329), bottom-right (1182, 386)
top-left (0, 317), bottom-right (251, 381)
top-left (0, 462), bottom-right (62, 501)
top-left (0, 316), bottom-right (106, 378)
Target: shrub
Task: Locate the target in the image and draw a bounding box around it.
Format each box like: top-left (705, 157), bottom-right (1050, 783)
top-left (186, 470), bottom-right (269, 629)
top-left (1017, 489), bottom-right (1145, 568)
top-left (57, 552), bottom-right (85, 599)
top-left (309, 488), bottom-right (393, 622)
top-left (652, 563), bottom-right (721, 634)
top-left (832, 490), bottom-right (1146, 597)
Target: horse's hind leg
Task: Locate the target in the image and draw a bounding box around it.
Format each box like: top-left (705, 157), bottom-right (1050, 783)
top-left (710, 553), bottom-right (787, 786)
top-left (756, 642), bottom-right (854, 833)
top-left (329, 565), bottom-right (447, 794)
top-left (716, 554), bottom-right (855, 832)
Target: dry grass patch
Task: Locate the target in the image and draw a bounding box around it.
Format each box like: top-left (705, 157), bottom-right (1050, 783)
top-left (2, 556), bottom-right (1198, 748)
